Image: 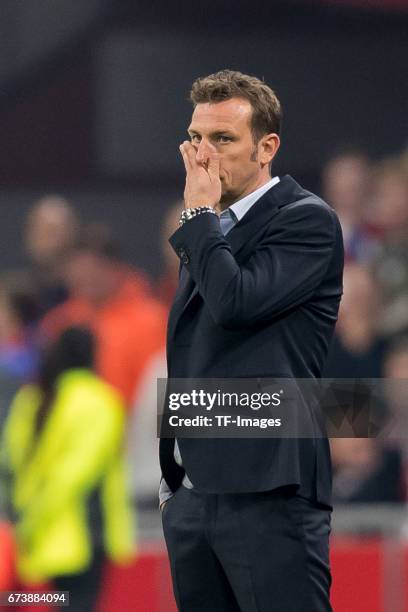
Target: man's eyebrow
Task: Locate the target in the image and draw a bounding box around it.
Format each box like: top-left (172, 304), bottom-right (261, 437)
top-left (187, 128), bottom-right (235, 136)
top-left (212, 130), bottom-right (234, 136)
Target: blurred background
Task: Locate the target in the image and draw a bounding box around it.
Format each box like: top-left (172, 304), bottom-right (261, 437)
top-left (0, 0), bottom-right (407, 610)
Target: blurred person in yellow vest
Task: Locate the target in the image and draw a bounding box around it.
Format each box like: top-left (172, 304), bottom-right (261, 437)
top-left (0, 326), bottom-right (135, 611)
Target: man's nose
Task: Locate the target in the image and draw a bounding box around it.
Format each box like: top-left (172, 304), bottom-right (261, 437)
top-left (196, 139), bottom-right (215, 163)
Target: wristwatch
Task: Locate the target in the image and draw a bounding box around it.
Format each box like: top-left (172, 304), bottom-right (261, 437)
top-left (179, 206), bottom-right (217, 226)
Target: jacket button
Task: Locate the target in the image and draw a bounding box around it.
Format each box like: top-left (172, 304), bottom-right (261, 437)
top-left (178, 247), bottom-right (190, 264)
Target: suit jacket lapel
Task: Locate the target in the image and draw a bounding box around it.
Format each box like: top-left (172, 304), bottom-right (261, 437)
top-left (228, 175), bottom-right (310, 257)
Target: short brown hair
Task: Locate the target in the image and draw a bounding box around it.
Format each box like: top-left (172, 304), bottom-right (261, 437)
top-left (190, 69), bottom-right (282, 142)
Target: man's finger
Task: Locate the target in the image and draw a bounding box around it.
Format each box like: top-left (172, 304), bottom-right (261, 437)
top-left (182, 141), bottom-right (200, 169)
top-left (179, 143), bottom-right (193, 172)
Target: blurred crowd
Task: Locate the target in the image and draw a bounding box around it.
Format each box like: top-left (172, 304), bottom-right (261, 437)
top-left (0, 195), bottom-right (172, 607)
top-left (321, 146), bottom-right (408, 505)
top-left (0, 144), bottom-right (407, 606)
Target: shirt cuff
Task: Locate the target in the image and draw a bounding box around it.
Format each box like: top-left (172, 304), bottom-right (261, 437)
top-left (159, 477), bottom-right (174, 506)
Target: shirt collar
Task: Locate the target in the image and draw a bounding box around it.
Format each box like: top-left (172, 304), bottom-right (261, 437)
top-left (220, 176), bottom-right (280, 222)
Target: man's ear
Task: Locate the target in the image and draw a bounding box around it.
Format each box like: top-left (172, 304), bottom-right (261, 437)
top-left (260, 133), bottom-right (280, 167)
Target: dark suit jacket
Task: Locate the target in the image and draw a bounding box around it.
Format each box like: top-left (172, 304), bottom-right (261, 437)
top-left (160, 175), bottom-right (344, 507)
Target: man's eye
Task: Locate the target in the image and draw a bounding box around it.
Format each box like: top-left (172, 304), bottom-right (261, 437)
top-left (218, 135), bottom-right (231, 143)
top-left (191, 135), bottom-right (201, 143)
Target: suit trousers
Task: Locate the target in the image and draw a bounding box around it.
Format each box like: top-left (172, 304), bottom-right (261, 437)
top-left (162, 485), bottom-right (332, 612)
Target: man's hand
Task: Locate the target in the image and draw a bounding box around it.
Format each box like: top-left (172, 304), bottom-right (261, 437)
top-left (179, 141), bottom-right (221, 209)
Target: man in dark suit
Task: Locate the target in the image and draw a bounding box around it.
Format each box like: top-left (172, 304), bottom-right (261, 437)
top-left (159, 70), bottom-right (343, 611)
